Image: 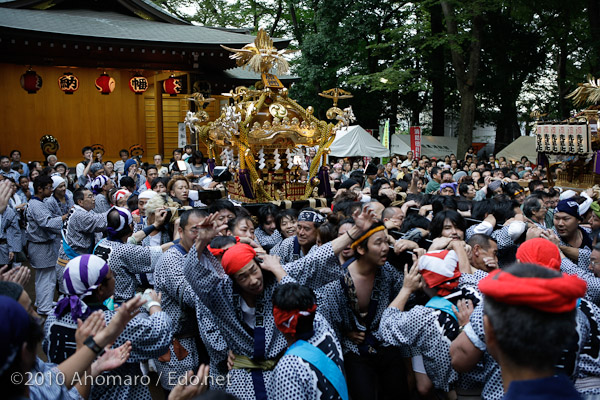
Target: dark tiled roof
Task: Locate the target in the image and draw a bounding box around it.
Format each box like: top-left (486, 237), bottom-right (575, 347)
top-left (0, 8), bottom-right (289, 46)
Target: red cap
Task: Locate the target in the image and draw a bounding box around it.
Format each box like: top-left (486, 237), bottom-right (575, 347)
top-left (516, 238), bottom-right (561, 271)
top-left (221, 243), bottom-right (256, 276)
top-left (479, 269), bottom-right (586, 313)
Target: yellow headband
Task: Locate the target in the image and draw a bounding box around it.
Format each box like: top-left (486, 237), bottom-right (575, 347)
top-left (350, 225), bottom-right (386, 250)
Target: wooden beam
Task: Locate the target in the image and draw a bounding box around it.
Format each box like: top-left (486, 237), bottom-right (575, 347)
top-left (153, 76), bottom-right (164, 156)
top-left (153, 70), bottom-right (187, 82)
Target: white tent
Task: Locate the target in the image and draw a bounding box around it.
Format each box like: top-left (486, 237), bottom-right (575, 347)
top-left (329, 125), bottom-right (390, 157)
top-left (391, 134), bottom-right (458, 158)
top-left (496, 136), bottom-right (537, 163)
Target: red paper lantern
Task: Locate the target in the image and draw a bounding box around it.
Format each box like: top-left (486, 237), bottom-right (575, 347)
top-left (95, 73), bottom-right (115, 95)
top-left (57, 72), bottom-right (79, 94)
top-left (163, 76), bottom-right (182, 96)
top-left (20, 69), bottom-right (42, 94)
top-left (128, 75), bottom-right (148, 94)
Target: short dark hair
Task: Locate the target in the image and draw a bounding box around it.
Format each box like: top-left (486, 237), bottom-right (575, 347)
top-left (120, 176), bottom-right (135, 189)
top-left (371, 178), bottom-right (390, 199)
top-left (484, 263), bottom-right (577, 369)
top-left (210, 235), bottom-right (237, 250)
top-left (180, 208), bottom-right (209, 229)
top-left (430, 167), bottom-right (441, 177)
top-left (81, 146), bottom-right (92, 154)
top-left (349, 170), bottom-right (365, 187)
top-left (107, 208), bottom-right (132, 239)
top-left (272, 283), bottom-right (316, 337)
top-left (146, 165), bottom-right (158, 174)
top-left (317, 222), bottom-right (337, 244)
top-left (119, 149), bottom-right (129, 156)
top-left (33, 175), bottom-right (52, 194)
top-left (151, 177), bottom-right (168, 190)
top-left (467, 233), bottom-right (495, 249)
top-left (471, 199), bottom-right (492, 221)
top-left (72, 188), bottom-right (89, 205)
top-left (458, 183), bottom-right (472, 197)
top-left (353, 222), bottom-right (385, 259)
top-left (257, 204), bottom-right (279, 226)
top-left (208, 199), bottom-right (235, 215)
top-left (431, 195), bottom-right (458, 215)
top-left (541, 187), bottom-right (559, 199)
top-left (382, 206), bottom-right (401, 221)
top-left (523, 195), bottom-right (543, 218)
top-left (491, 197), bottom-right (516, 224)
top-left (528, 180), bottom-right (544, 192)
top-left (227, 215), bottom-right (254, 233)
top-left (127, 195), bottom-right (138, 211)
top-left (275, 209), bottom-right (298, 231)
top-left (441, 170), bottom-right (453, 180)
top-left (9, 150), bottom-right (20, 157)
top-left (503, 182), bottom-right (523, 199)
top-left (332, 201), bottom-right (362, 218)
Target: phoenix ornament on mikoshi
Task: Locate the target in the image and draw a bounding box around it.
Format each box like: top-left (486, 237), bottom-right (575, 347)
top-left (221, 29), bottom-right (297, 75)
top-left (566, 75), bottom-right (600, 107)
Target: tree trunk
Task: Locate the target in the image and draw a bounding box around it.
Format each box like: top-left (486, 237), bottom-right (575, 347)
top-left (494, 97), bottom-right (520, 154)
top-left (457, 87), bottom-right (475, 157)
top-left (557, 41), bottom-right (569, 119)
top-left (441, 0), bottom-right (484, 157)
top-left (270, 0), bottom-right (283, 38)
top-left (430, 3), bottom-right (445, 136)
top-left (287, 0), bottom-right (303, 44)
top-left (588, 0), bottom-right (600, 75)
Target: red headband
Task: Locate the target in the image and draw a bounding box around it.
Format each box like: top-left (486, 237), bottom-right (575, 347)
top-left (478, 269), bottom-right (587, 313)
top-left (515, 238), bottom-right (561, 271)
top-left (208, 237), bottom-right (241, 258)
top-left (273, 304), bottom-right (317, 336)
top-left (220, 243), bottom-right (256, 276)
top-left (208, 246), bottom-right (225, 257)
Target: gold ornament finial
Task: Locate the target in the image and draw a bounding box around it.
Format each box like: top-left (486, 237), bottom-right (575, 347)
top-left (221, 29), bottom-right (297, 75)
top-left (318, 88), bottom-right (353, 107)
top-left (566, 75), bottom-right (600, 107)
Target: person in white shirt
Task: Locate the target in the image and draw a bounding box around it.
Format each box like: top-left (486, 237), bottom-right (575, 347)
top-left (113, 149), bottom-right (129, 175)
top-left (400, 151), bottom-right (414, 168)
top-left (75, 146), bottom-right (93, 179)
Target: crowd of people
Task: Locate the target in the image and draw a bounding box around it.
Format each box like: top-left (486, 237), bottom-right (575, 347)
top-left (0, 143), bottom-right (598, 400)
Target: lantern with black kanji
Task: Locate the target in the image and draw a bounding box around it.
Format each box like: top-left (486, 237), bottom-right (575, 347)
top-left (163, 75), bottom-right (182, 96)
top-left (58, 72), bottom-right (79, 94)
top-left (95, 73), bottom-right (115, 95)
top-left (129, 75), bottom-right (148, 95)
top-left (20, 69), bottom-right (42, 94)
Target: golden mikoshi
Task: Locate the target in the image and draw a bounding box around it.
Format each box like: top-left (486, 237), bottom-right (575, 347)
top-left (186, 29), bottom-right (355, 202)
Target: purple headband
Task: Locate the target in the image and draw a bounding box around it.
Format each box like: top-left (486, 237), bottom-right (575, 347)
top-left (91, 175), bottom-right (109, 194)
top-left (106, 206), bottom-right (133, 238)
top-left (440, 182), bottom-right (458, 194)
top-left (55, 254), bottom-right (110, 320)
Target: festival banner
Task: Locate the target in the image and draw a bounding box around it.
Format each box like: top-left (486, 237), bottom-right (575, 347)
top-left (410, 126), bottom-right (422, 158)
top-left (381, 120), bottom-right (390, 149)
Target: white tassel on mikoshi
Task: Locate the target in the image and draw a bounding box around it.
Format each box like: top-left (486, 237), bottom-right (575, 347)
top-left (273, 149), bottom-right (281, 170)
top-left (258, 147), bottom-right (266, 169)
